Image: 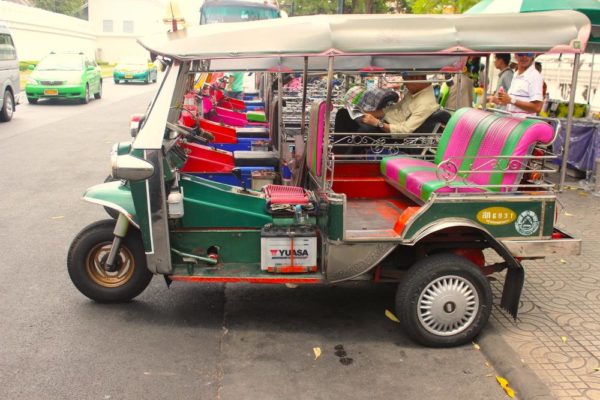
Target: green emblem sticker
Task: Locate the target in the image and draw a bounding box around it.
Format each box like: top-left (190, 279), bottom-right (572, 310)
top-left (515, 210), bottom-right (540, 236)
top-left (476, 207), bottom-right (516, 226)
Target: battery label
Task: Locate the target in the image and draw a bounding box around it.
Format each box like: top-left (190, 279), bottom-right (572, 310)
top-left (261, 237), bottom-right (317, 271)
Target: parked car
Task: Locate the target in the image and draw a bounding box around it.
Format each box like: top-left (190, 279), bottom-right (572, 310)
top-left (25, 52), bottom-right (102, 104)
top-left (0, 21), bottom-right (19, 122)
top-left (113, 61), bottom-right (157, 84)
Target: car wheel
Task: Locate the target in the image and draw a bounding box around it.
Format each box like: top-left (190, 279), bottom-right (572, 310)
top-left (0, 89), bottom-right (15, 122)
top-left (80, 84), bottom-right (90, 104)
top-left (94, 80), bottom-right (102, 100)
top-left (27, 97), bottom-right (38, 105)
top-left (395, 253), bottom-right (492, 348)
top-left (114, 79), bottom-right (120, 84)
top-left (144, 75), bottom-right (149, 84)
top-left (67, 219), bottom-right (153, 302)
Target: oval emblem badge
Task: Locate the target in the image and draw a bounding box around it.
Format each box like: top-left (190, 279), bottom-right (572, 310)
top-left (476, 207), bottom-right (517, 226)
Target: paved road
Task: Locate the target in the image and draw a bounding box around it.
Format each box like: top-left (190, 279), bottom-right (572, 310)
top-left (0, 80), bottom-right (510, 400)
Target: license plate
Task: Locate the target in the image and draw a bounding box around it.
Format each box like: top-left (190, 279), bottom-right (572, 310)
top-left (44, 89), bottom-right (58, 96)
top-left (125, 74), bottom-right (133, 79)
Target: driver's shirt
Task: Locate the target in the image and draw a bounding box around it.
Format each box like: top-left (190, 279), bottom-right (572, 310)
top-left (507, 64), bottom-right (543, 117)
top-left (382, 85), bottom-right (439, 136)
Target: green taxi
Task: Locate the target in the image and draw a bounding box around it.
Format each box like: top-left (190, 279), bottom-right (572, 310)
top-left (25, 52), bottom-right (102, 104)
top-left (113, 62), bottom-right (157, 84)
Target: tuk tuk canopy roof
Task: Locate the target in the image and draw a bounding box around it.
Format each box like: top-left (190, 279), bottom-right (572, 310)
top-left (138, 11), bottom-right (590, 66)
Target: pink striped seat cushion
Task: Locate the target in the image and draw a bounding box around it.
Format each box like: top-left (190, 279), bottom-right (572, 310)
top-left (380, 108), bottom-right (555, 202)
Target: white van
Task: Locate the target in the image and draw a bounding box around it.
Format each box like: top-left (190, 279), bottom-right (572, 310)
top-left (0, 22), bottom-right (19, 122)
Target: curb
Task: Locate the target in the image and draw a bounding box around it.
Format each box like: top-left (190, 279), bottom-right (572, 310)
top-left (478, 319), bottom-right (556, 400)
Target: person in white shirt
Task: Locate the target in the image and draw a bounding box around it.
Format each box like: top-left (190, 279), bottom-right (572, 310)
top-left (490, 52), bottom-right (543, 117)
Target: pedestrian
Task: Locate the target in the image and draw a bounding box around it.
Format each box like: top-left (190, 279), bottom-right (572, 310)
top-left (225, 71), bottom-right (244, 99)
top-left (494, 53), bottom-right (514, 94)
top-left (490, 52), bottom-right (543, 117)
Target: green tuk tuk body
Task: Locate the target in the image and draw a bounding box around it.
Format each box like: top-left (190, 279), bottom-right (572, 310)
top-left (69, 12), bottom-right (588, 347)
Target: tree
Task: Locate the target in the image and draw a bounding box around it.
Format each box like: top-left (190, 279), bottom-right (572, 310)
top-left (409, 0), bottom-right (481, 14)
top-left (281, 0), bottom-right (389, 16)
top-left (34, 0), bottom-right (86, 18)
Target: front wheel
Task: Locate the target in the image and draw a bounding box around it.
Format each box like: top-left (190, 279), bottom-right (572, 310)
top-left (80, 84), bottom-right (90, 104)
top-left (395, 253), bottom-right (492, 348)
top-left (67, 219), bottom-right (153, 302)
top-left (0, 89), bottom-right (15, 122)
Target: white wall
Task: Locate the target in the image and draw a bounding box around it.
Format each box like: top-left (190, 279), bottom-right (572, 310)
top-left (1, 0), bottom-right (203, 63)
top-left (0, 0), bottom-right (95, 60)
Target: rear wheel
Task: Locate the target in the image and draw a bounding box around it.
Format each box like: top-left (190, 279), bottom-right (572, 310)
top-left (0, 89), bottom-right (14, 122)
top-left (395, 253), bottom-right (492, 347)
top-left (114, 79), bottom-right (120, 84)
top-left (144, 75), bottom-right (149, 84)
top-left (94, 80), bottom-right (102, 99)
top-left (67, 219), bottom-right (153, 302)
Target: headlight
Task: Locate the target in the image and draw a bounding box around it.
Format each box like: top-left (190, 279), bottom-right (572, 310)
top-left (26, 78), bottom-right (37, 85)
top-left (111, 143), bottom-right (154, 181)
top-left (67, 79), bottom-right (81, 85)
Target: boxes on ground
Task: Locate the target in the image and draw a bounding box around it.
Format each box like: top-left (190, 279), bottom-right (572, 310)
top-left (261, 225), bottom-right (317, 273)
top-left (251, 170), bottom-right (277, 190)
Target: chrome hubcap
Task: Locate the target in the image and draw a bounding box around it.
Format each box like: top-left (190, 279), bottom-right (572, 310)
top-left (417, 275), bottom-right (479, 336)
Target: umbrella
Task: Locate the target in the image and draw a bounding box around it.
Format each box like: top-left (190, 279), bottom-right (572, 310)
top-left (466, 0), bottom-right (600, 51)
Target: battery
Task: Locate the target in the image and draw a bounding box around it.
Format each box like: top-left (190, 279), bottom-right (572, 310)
top-left (260, 225), bottom-right (317, 273)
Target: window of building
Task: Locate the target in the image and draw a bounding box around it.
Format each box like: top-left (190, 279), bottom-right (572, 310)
top-left (102, 19), bottom-right (113, 32)
top-left (123, 20), bottom-right (134, 34)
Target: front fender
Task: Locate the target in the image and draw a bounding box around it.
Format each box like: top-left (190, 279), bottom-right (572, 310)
top-left (83, 180), bottom-right (139, 229)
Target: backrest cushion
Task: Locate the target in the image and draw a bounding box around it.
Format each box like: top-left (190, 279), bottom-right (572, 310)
top-left (306, 101), bottom-right (327, 178)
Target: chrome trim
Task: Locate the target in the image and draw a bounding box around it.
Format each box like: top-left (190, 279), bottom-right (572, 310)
top-left (144, 149), bottom-right (172, 274)
top-left (501, 229), bottom-right (582, 258)
top-left (81, 197), bottom-right (139, 229)
top-left (326, 240), bottom-right (397, 282)
top-left (405, 218), bottom-right (492, 245)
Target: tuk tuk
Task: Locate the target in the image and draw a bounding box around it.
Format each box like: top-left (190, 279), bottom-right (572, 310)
top-left (68, 12), bottom-right (587, 347)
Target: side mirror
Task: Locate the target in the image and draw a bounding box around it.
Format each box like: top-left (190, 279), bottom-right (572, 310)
top-left (28, 64), bottom-right (35, 71)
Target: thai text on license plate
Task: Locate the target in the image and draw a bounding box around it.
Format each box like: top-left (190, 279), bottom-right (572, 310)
top-left (44, 89), bottom-right (58, 96)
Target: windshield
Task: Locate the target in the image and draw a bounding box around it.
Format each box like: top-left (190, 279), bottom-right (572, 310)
top-left (200, 5), bottom-right (279, 24)
top-left (37, 54), bottom-right (83, 71)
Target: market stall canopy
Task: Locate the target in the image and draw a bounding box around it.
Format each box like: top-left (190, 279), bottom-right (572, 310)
top-left (137, 11), bottom-right (590, 71)
top-left (466, 0), bottom-right (600, 52)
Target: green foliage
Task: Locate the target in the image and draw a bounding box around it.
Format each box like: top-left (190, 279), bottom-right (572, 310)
top-left (280, 0), bottom-right (482, 15)
top-left (409, 0), bottom-right (482, 14)
top-left (19, 61), bottom-right (37, 71)
top-left (33, 0), bottom-right (86, 18)
top-left (280, 0), bottom-right (390, 16)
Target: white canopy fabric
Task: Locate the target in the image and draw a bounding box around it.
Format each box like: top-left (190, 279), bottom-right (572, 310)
top-left (138, 11), bottom-right (591, 67)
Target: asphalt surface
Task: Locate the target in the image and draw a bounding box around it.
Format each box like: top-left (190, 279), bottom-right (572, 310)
top-left (0, 80), bottom-right (511, 400)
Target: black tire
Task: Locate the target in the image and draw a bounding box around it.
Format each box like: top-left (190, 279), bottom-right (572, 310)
top-left (144, 75), bottom-right (149, 84)
top-left (67, 219), bottom-right (153, 302)
top-left (94, 80), bottom-right (102, 99)
top-left (395, 253), bottom-right (492, 348)
top-left (80, 84), bottom-right (90, 104)
top-left (0, 89), bottom-right (14, 122)
top-left (27, 97), bottom-right (38, 104)
top-left (114, 79), bottom-right (120, 84)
